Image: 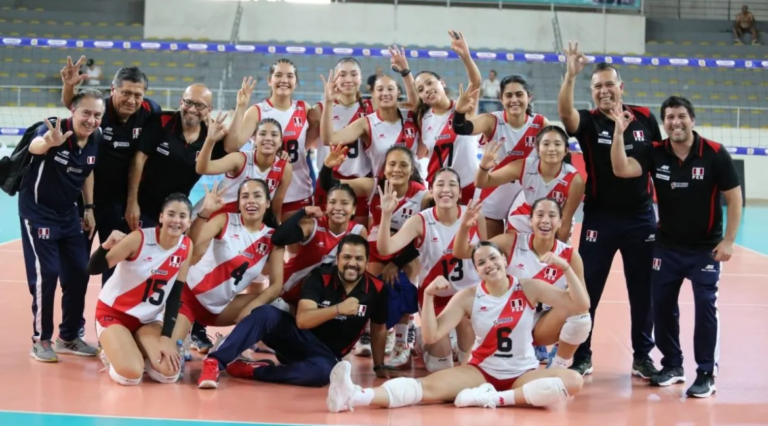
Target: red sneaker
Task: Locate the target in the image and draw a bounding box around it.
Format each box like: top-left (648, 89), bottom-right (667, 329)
top-left (198, 358), bottom-right (220, 389)
top-left (225, 359), bottom-right (275, 379)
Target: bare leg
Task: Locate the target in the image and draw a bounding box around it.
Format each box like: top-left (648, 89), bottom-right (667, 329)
top-left (99, 325), bottom-right (145, 385)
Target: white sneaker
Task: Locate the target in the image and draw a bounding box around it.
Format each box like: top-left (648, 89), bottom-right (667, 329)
top-left (413, 327), bottom-right (424, 359)
top-left (454, 383), bottom-right (498, 408)
top-left (327, 360), bottom-right (359, 413)
top-left (385, 329), bottom-right (395, 355)
top-left (388, 342), bottom-right (411, 369)
top-left (354, 332), bottom-right (372, 357)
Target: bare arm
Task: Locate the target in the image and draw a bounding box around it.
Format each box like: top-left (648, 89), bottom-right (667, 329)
top-left (377, 214), bottom-right (423, 257)
top-left (522, 251), bottom-right (589, 313)
top-left (271, 162), bottom-right (292, 221)
top-left (224, 105), bottom-right (261, 153)
top-left (104, 230), bottom-right (143, 267)
top-left (188, 213), bottom-right (227, 263)
top-left (557, 174), bottom-right (585, 243)
top-left (721, 187), bottom-right (742, 244)
top-left (475, 158), bottom-right (523, 189)
top-left (609, 108), bottom-right (644, 178)
top-left (421, 283), bottom-right (473, 345)
top-left (196, 145), bottom-right (245, 176)
top-left (558, 42), bottom-right (587, 135)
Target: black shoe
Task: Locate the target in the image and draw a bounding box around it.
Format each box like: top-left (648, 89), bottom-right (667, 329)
top-left (686, 371), bottom-right (716, 398)
top-left (650, 366), bottom-right (685, 387)
top-left (191, 323), bottom-right (213, 354)
top-left (570, 358), bottom-right (593, 376)
top-left (632, 357), bottom-right (660, 379)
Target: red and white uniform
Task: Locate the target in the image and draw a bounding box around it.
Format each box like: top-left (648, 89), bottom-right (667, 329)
top-left (96, 228), bottom-right (191, 336)
top-left (250, 100), bottom-right (312, 209)
top-left (478, 112), bottom-right (544, 220)
top-left (368, 180), bottom-right (428, 263)
top-left (193, 152), bottom-right (288, 216)
top-left (468, 277), bottom-right (538, 389)
top-left (315, 99), bottom-right (374, 215)
top-left (415, 206), bottom-right (480, 314)
top-left (506, 157), bottom-right (579, 233)
top-left (421, 102), bottom-right (480, 203)
top-left (281, 216), bottom-right (366, 306)
top-left (180, 214), bottom-right (274, 325)
top-left (365, 109), bottom-right (421, 178)
top-left (506, 233), bottom-right (573, 318)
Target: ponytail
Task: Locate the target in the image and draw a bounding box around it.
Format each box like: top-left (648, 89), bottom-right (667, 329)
top-left (413, 71), bottom-right (442, 132)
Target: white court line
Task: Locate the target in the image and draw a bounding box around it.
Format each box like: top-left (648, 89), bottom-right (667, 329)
top-left (0, 238), bottom-right (20, 248)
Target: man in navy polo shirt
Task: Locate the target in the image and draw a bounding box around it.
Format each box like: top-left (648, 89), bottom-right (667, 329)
top-left (19, 88), bottom-right (103, 363)
top-left (610, 96), bottom-right (742, 398)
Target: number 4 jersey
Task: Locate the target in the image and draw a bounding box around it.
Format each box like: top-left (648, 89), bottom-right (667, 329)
top-left (99, 227), bottom-right (191, 324)
top-left (185, 213), bottom-right (274, 315)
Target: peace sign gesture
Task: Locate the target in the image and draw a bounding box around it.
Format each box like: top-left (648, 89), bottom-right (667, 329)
top-left (565, 41), bottom-right (587, 78)
top-left (320, 69), bottom-right (340, 103)
top-left (378, 179), bottom-right (398, 215)
top-left (236, 77), bottom-right (257, 108)
top-left (455, 82), bottom-right (479, 114)
top-left (206, 111), bottom-right (229, 142)
top-left (388, 45), bottom-right (410, 75)
top-left (43, 118), bottom-right (73, 147)
top-left (448, 30), bottom-right (471, 59)
top-left (324, 143), bottom-right (348, 169)
top-left (606, 103), bottom-right (632, 134)
top-left (479, 141), bottom-right (502, 171)
top-left (200, 181), bottom-right (226, 218)
top-left (461, 199), bottom-right (483, 228)
top-left (61, 55), bottom-right (88, 87)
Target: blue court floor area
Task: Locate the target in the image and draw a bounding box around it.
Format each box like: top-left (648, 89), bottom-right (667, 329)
top-left (0, 411), bottom-right (309, 426)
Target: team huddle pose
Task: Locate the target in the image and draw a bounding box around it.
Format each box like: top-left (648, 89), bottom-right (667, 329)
top-left (18, 28), bottom-right (741, 411)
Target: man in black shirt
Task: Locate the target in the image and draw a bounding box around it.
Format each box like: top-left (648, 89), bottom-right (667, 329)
top-left (610, 96), bottom-right (742, 399)
top-left (558, 42), bottom-right (662, 378)
top-left (196, 234), bottom-right (389, 389)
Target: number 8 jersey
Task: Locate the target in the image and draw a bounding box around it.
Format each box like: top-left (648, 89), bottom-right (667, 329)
top-left (468, 277), bottom-right (539, 380)
top-left (99, 227), bottom-right (191, 324)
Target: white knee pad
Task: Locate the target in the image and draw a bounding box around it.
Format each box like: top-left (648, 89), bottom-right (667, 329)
top-left (144, 359), bottom-right (180, 384)
top-left (522, 377), bottom-right (569, 407)
top-left (424, 351), bottom-right (454, 373)
top-left (382, 377), bottom-right (423, 408)
top-left (109, 365), bottom-right (142, 386)
top-left (559, 314), bottom-right (591, 346)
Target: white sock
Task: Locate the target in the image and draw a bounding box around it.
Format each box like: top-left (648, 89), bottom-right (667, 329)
top-left (495, 389), bottom-right (516, 406)
top-left (352, 388), bottom-right (375, 406)
top-left (395, 324), bottom-right (408, 345)
top-left (552, 355), bottom-right (572, 369)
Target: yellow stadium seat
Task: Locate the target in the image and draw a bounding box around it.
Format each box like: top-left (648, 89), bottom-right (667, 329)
top-left (12, 19), bottom-right (22, 24)
top-left (710, 94), bottom-right (721, 100)
top-left (64, 21), bottom-right (74, 26)
top-left (0, 72), bottom-right (9, 77)
top-left (16, 73), bottom-right (28, 78)
top-left (17, 6), bottom-right (27, 9)
top-left (3, 58), bottom-right (13, 63)
top-left (182, 77), bottom-right (195, 82)
top-left (48, 89), bottom-right (58, 93)
top-left (30, 20), bottom-right (39, 24)
top-left (698, 108), bottom-right (707, 113)
top-left (724, 80), bottom-right (734, 86)
top-left (115, 22), bottom-right (125, 27)
top-left (713, 108), bottom-right (725, 113)
top-left (112, 61), bottom-right (125, 66)
top-left (729, 95), bottom-right (739, 100)
top-left (184, 63), bottom-right (196, 68)
top-left (691, 94), bottom-right (702, 99)
top-left (148, 62), bottom-right (159, 67)
top-left (705, 80), bottom-right (715, 85)
top-left (716, 41), bottom-right (727, 46)
top-left (35, 7), bottom-right (44, 11)
top-left (636, 91), bottom-right (648, 97)
top-left (650, 78), bottom-right (660, 84)
top-left (632, 78), bottom-right (643, 83)
top-left (46, 103), bottom-right (57, 108)
top-left (46, 20), bottom-right (56, 25)
top-left (751, 109), bottom-right (762, 114)
top-left (682, 41), bottom-right (692, 45)
top-left (131, 61), bottom-right (142, 66)
top-left (748, 95), bottom-right (758, 101)
top-left (25, 103), bottom-right (37, 107)
top-left (164, 76), bottom-right (177, 82)
top-left (741, 80), bottom-right (752, 86)
top-left (146, 90), bottom-right (155, 96)
top-left (34, 73), bottom-right (45, 79)
top-left (30, 88), bottom-right (41, 93)
top-left (654, 92), bottom-right (666, 98)
top-left (166, 63), bottom-right (178, 68)
top-left (98, 22), bottom-right (108, 27)
top-left (721, 123), bottom-right (732, 128)
top-left (668, 79), bottom-right (679, 84)
top-left (712, 54), bottom-right (722, 58)
top-left (21, 58), bottom-right (31, 63)
top-left (148, 76), bottom-right (157, 82)
top-left (664, 41), bottom-right (674, 45)
top-left (6, 102), bottom-right (16, 107)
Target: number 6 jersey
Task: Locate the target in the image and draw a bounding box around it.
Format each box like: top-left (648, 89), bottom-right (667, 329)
top-left (185, 213), bottom-right (275, 315)
top-left (99, 227), bottom-right (191, 324)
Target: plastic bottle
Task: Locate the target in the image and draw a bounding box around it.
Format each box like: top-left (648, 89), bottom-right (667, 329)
top-left (177, 339), bottom-right (186, 379)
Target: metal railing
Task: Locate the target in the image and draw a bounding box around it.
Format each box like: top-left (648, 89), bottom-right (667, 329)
top-left (644, 0), bottom-right (768, 20)
top-left (338, 0), bottom-right (641, 10)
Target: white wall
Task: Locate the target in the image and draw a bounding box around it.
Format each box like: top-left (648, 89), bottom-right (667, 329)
top-left (144, 0), bottom-right (646, 54)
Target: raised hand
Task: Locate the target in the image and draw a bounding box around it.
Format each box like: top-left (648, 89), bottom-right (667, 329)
top-left (236, 77), bottom-right (257, 108)
top-left (304, 206), bottom-right (325, 219)
top-left (540, 251), bottom-right (570, 271)
top-left (479, 140), bottom-right (502, 171)
top-left (206, 111), bottom-right (229, 142)
top-left (388, 45), bottom-right (410, 74)
top-left (461, 199), bottom-right (482, 228)
top-left (320, 69), bottom-right (341, 103)
top-left (455, 82), bottom-right (479, 114)
top-left (200, 181), bottom-right (225, 217)
top-left (378, 180), bottom-right (398, 215)
top-left (324, 143), bottom-right (348, 169)
top-left (607, 103), bottom-right (632, 134)
top-left (425, 276), bottom-right (451, 296)
top-left (337, 296), bottom-right (360, 316)
top-left (102, 230), bottom-right (127, 250)
top-left (43, 118), bottom-right (73, 147)
top-left (449, 30), bottom-right (470, 58)
top-left (565, 41), bottom-right (587, 77)
top-left (61, 55), bottom-right (88, 86)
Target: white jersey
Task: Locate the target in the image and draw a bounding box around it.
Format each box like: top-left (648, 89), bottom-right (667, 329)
top-left (415, 206), bottom-right (480, 300)
top-left (186, 214), bottom-right (274, 315)
top-left (368, 180), bottom-right (428, 243)
top-left (478, 112), bottom-right (544, 220)
top-left (99, 228), bottom-right (191, 324)
top-left (420, 102), bottom-right (479, 188)
top-left (468, 277), bottom-right (539, 380)
top-left (507, 232), bottom-right (573, 312)
top-left (252, 100), bottom-right (312, 204)
top-left (507, 157), bottom-right (579, 233)
top-left (365, 108), bottom-right (420, 178)
top-left (316, 99), bottom-right (374, 179)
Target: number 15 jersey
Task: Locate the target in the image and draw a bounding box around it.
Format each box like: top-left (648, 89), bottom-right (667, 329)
top-left (99, 227), bottom-right (191, 324)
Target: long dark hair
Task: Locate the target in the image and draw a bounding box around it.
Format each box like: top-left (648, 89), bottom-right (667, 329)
top-left (377, 145), bottom-right (423, 193)
top-left (237, 178), bottom-right (278, 229)
top-left (499, 74), bottom-right (533, 116)
top-left (267, 58), bottom-right (298, 99)
top-left (413, 70), bottom-right (442, 132)
top-left (336, 57), bottom-right (367, 112)
top-left (536, 125), bottom-right (572, 164)
top-left (373, 75), bottom-right (407, 142)
top-left (426, 167), bottom-right (461, 208)
top-left (159, 192), bottom-right (193, 228)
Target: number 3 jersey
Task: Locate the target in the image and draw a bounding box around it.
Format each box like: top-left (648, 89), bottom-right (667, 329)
top-left (468, 277), bottom-right (538, 380)
top-left (415, 206), bottom-right (480, 310)
top-left (185, 213), bottom-right (274, 315)
top-left (99, 227), bottom-right (191, 324)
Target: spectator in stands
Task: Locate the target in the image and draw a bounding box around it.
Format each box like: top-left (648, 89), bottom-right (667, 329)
top-left (83, 59), bottom-right (103, 86)
top-left (734, 5), bottom-right (759, 45)
top-left (480, 69), bottom-right (500, 112)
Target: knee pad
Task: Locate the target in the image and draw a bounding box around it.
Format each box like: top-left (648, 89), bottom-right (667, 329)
top-left (424, 351), bottom-right (454, 373)
top-left (382, 377), bottom-right (423, 408)
top-left (109, 365), bottom-right (142, 386)
top-left (144, 359), bottom-right (180, 384)
top-left (559, 314), bottom-right (591, 346)
top-left (522, 377), bottom-right (569, 407)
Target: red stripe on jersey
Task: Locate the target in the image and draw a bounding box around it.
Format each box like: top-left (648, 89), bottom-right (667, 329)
top-left (280, 100), bottom-right (308, 163)
top-left (191, 232), bottom-right (273, 296)
top-left (546, 169), bottom-right (578, 205)
top-left (420, 208), bottom-right (477, 288)
top-left (111, 236), bottom-right (191, 314)
top-left (469, 279), bottom-right (528, 366)
top-left (369, 181), bottom-right (425, 229)
top-left (426, 111), bottom-right (459, 184)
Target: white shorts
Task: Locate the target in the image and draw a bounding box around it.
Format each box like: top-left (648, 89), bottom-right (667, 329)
top-left (478, 181), bottom-right (523, 221)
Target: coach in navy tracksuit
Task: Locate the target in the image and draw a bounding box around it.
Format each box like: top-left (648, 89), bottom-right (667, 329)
top-left (19, 89), bottom-right (104, 362)
top-left (559, 54), bottom-right (662, 377)
top-left (610, 96), bottom-right (742, 399)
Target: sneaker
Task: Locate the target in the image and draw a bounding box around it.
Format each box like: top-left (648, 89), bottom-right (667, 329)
top-left (535, 345), bottom-right (549, 364)
top-left (632, 357), bottom-right (660, 379)
top-left (191, 328), bottom-right (214, 354)
top-left (388, 342), bottom-right (411, 369)
top-left (225, 359), bottom-right (275, 379)
top-left (407, 322), bottom-right (416, 349)
top-left (570, 358), bottom-right (593, 376)
top-left (327, 360), bottom-right (359, 413)
top-left (78, 325), bottom-right (86, 339)
top-left (198, 358), bottom-right (220, 389)
top-left (454, 383), bottom-right (497, 408)
top-left (30, 340), bottom-right (58, 363)
top-left (546, 344), bottom-right (559, 368)
top-left (650, 366), bottom-right (685, 387)
top-left (354, 332), bottom-right (372, 357)
top-left (54, 337), bottom-right (99, 357)
top-left (686, 371), bottom-right (716, 398)
top-left (385, 329), bottom-right (395, 355)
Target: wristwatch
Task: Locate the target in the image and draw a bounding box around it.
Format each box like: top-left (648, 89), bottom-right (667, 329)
top-left (83, 204), bottom-right (94, 210)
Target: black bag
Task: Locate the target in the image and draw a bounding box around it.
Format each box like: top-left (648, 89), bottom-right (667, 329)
top-left (0, 119), bottom-right (48, 196)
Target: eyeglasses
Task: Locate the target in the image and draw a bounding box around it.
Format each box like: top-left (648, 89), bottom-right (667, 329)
top-left (181, 99), bottom-right (208, 111)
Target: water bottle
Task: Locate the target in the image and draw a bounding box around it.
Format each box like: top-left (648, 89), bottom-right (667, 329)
top-left (177, 339), bottom-right (186, 379)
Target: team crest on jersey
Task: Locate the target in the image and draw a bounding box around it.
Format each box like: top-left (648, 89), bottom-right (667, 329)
top-left (510, 298), bottom-right (524, 312)
top-left (195, 151), bottom-right (201, 161)
top-left (169, 255), bottom-right (182, 268)
top-left (87, 156), bottom-right (96, 165)
top-left (293, 117), bottom-right (304, 127)
top-left (257, 242), bottom-right (269, 255)
top-left (357, 305), bottom-right (367, 317)
top-left (586, 230), bottom-right (598, 242)
top-left (692, 167), bottom-right (705, 180)
top-left (653, 258), bottom-right (662, 271)
top-left (632, 130), bottom-right (644, 141)
top-left (132, 128), bottom-right (142, 139)
top-left (38, 228), bottom-right (50, 239)
top-left (551, 191), bottom-right (565, 204)
top-left (267, 178), bottom-right (277, 191)
top-left (525, 136), bottom-right (535, 147)
top-left (543, 267), bottom-right (558, 282)
top-left (404, 127), bottom-right (416, 138)
top-left (358, 112), bottom-right (366, 118)
top-left (401, 208), bottom-right (415, 219)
